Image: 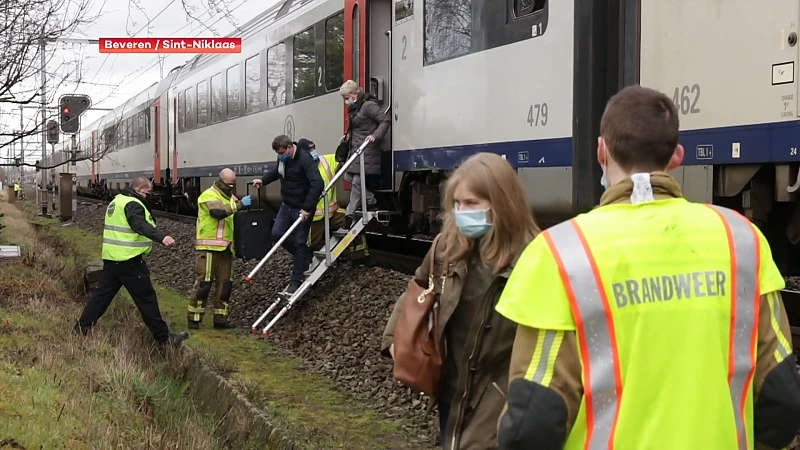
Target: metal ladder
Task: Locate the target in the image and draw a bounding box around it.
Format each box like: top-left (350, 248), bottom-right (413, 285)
top-left (244, 139), bottom-right (389, 336)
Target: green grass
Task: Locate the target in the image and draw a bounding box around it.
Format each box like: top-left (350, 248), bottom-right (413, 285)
top-left (48, 220), bottom-right (421, 449)
top-left (0, 259), bottom-right (222, 449)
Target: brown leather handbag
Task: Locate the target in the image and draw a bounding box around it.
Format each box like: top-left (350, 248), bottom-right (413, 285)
top-left (392, 234), bottom-right (449, 396)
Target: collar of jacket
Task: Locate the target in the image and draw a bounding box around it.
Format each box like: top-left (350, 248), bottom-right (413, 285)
top-left (213, 180), bottom-right (233, 198)
top-left (597, 171), bottom-right (683, 207)
top-left (442, 237), bottom-right (523, 281)
top-left (121, 187), bottom-right (155, 215)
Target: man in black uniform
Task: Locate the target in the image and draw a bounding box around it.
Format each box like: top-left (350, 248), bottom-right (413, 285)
top-left (252, 135), bottom-right (324, 294)
top-left (75, 177), bottom-right (189, 348)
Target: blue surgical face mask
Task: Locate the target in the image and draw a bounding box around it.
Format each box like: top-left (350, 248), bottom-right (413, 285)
top-left (454, 208), bottom-right (492, 238)
top-left (600, 165), bottom-right (609, 191)
top-left (278, 153), bottom-right (290, 163)
top-left (310, 150), bottom-right (319, 161)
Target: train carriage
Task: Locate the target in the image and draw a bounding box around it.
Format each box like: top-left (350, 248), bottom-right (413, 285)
top-left (72, 0), bottom-right (800, 275)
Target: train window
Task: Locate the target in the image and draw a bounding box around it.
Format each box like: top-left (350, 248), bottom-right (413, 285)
top-left (395, 0), bottom-right (413, 22)
top-left (196, 80), bottom-right (208, 127)
top-left (144, 111), bottom-right (150, 140)
top-left (139, 112), bottom-right (146, 142)
top-left (244, 54), bottom-right (261, 114)
top-left (325, 12), bottom-right (344, 92)
top-left (184, 87), bottom-right (196, 129)
top-left (424, 0), bottom-right (472, 64)
top-left (226, 64), bottom-right (240, 118)
top-left (352, 5), bottom-right (359, 83)
top-left (211, 73), bottom-right (224, 123)
top-left (267, 43), bottom-right (286, 108)
top-left (178, 90), bottom-right (185, 131)
top-left (293, 27), bottom-right (315, 100)
top-left (514, 0), bottom-right (545, 17)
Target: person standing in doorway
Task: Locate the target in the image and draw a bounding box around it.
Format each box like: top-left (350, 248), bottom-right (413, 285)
top-left (338, 80), bottom-right (391, 230)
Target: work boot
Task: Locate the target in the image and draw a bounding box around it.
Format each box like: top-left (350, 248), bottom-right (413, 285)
top-left (340, 215), bottom-right (353, 231)
top-left (285, 280), bottom-right (302, 295)
top-left (187, 320), bottom-right (200, 330)
top-left (161, 331), bottom-right (189, 349)
top-left (213, 318), bottom-right (236, 329)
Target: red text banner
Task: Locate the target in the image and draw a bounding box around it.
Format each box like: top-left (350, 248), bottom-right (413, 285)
top-left (99, 38), bottom-right (242, 54)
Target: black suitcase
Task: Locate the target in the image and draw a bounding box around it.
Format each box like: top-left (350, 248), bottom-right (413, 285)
top-left (234, 184), bottom-right (272, 261)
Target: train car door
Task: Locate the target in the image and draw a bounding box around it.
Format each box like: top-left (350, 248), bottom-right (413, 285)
top-left (344, 0), bottom-right (395, 191)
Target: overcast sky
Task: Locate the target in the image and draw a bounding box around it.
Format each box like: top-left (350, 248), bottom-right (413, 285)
top-left (7, 0), bottom-right (278, 164)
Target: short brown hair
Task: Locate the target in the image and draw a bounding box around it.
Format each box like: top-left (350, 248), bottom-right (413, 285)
top-left (599, 85), bottom-right (680, 172)
top-left (272, 135), bottom-right (293, 151)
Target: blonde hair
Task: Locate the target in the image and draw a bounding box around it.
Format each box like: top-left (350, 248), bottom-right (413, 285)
top-left (339, 79), bottom-right (360, 96)
top-left (441, 153), bottom-right (540, 273)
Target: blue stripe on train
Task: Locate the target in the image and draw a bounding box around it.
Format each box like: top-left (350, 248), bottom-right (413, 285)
top-left (392, 120), bottom-right (800, 170)
top-left (79, 120), bottom-right (800, 180)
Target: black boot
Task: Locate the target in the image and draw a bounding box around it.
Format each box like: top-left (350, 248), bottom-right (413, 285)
top-left (341, 215), bottom-right (353, 231)
top-left (285, 280), bottom-right (302, 295)
top-left (187, 320), bottom-right (200, 330)
top-left (161, 331), bottom-right (189, 349)
top-left (213, 318), bottom-right (236, 329)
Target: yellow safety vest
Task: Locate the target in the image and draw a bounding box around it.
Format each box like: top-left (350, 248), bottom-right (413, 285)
top-left (195, 185), bottom-right (236, 251)
top-left (496, 198), bottom-right (786, 449)
top-left (13, 184), bottom-right (20, 191)
top-left (314, 154), bottom-right (339, 221)
top-left (101, 194), bottom-right (155, 261)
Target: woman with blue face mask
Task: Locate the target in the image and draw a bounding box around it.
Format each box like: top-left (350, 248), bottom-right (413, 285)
top-left (381, 152), bottom-right (540, 449)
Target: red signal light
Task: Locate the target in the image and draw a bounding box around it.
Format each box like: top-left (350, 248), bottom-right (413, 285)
top-left (63, 107), bottom-right (70, 114)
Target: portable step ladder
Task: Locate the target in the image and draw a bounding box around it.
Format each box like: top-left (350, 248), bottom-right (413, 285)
top-left (244, 140), bottom-right (389, 336)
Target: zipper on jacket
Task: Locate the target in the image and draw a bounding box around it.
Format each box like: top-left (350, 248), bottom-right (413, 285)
top-left (450, 278), bottom-right (501, 450)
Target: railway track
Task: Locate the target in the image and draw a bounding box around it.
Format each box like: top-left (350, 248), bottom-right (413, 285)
top-left (76, 196), bottom-right (427, 274)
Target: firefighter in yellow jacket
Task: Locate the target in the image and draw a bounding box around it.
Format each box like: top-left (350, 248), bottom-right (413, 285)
top-left (495, 86), bottom-right (800, 449)
top-left (187, 168), bottom-right (251, 329)
top-left (297, 138), bottom-right (369, 263)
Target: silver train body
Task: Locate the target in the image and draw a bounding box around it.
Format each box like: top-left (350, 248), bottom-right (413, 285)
top-left (46, 0), bottom-right (800, 273)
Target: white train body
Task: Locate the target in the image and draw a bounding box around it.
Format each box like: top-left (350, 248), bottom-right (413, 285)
top-left (62, 0), bottom-right (800, 272)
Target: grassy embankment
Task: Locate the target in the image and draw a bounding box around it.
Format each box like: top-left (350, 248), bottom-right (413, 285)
top-left (0, 195), bottom-right (221, 449)
top-left (9, 198), bottom-right (418, 449)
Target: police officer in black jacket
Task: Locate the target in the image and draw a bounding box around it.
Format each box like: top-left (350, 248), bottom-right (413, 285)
top-left (252, 135), bottom-right (324, 294)
top-left (75, 177), bottom-right (189, 348)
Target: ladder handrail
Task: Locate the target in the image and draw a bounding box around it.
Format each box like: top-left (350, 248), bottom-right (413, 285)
top-left (243, 139), bottom-right (372, 284)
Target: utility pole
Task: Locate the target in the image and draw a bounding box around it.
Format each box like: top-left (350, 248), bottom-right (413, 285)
top-left (39, 32), bottom-right (46, 210)
top-left (19, 105), bottom-right (23, 185)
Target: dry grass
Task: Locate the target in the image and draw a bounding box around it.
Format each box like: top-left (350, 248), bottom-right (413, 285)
top-left (0, 202), bottom-right (223, 450)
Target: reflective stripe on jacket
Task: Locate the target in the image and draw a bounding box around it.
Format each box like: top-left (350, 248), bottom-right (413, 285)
top-left (313, 154), bottom-right (339, 221)
top-left (195, 185), bottom-right (236, 251)
top-left (101, 194), bottom-right (154, 261)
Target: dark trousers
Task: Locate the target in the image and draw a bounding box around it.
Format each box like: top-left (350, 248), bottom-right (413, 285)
top-left (438, 399), bottom-right (450, 448)
top-left (77, 256), bottom-right (171, 344)
top-left (271, 202), bottom-right (312, 283)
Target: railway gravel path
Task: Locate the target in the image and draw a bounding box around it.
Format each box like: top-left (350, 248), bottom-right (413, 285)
top-left (73, 203), bottom-right (439, 446)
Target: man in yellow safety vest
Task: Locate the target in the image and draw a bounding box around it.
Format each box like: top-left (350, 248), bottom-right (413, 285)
top-left (495, 85), bottom-right (800, 449)
top-left (13, 181), bottom-right (21, 199)
top-left (298, 138), bottom-right (369, 263)
top-left (76, 177), bottom-right (188, 348)
top-left (187, 168), bottom-right (251, 329)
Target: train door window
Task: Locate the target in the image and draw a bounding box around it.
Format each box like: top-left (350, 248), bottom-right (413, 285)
top-left (144, 111), bottom-right (151, 140)
top-left (139, 112), bottom-right (146, 142)
top-left (267, 43), bottom-right (286, 108)
top-left (178, 90), bottom-right (186, 131)
top-left (226, 64), bottom-right (241, 118)
top-left (352, 5), bottom-right (359, 83)
top-left (325, 12), bottom-right (344, 92)
top-left (210, 73), bottom-right (224, 123)
top-left (244, 54), bottom-right (261, 114)
top-left (184, 87), bottom-right (196, 129)
top-left (293, 27), bottom-right (316, 100)
top-left (196, 80), bottom-right (208, 127)
top-left (424, 0), bottom-right (472, 64)
top-left (514, 0), bottom-right (545, 18)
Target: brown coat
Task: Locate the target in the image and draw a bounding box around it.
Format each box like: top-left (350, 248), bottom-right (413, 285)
top-left (382, 238), bottom-right (525, 449)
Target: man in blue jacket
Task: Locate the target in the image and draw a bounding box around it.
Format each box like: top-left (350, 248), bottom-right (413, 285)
top-left (252, 135), bottom-right (324, 293)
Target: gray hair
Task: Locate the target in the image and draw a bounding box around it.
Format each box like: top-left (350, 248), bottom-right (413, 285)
top-left (131, 176), bottom-right (151, 190)
top-left (339, 80), bottom-right (360, 96)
